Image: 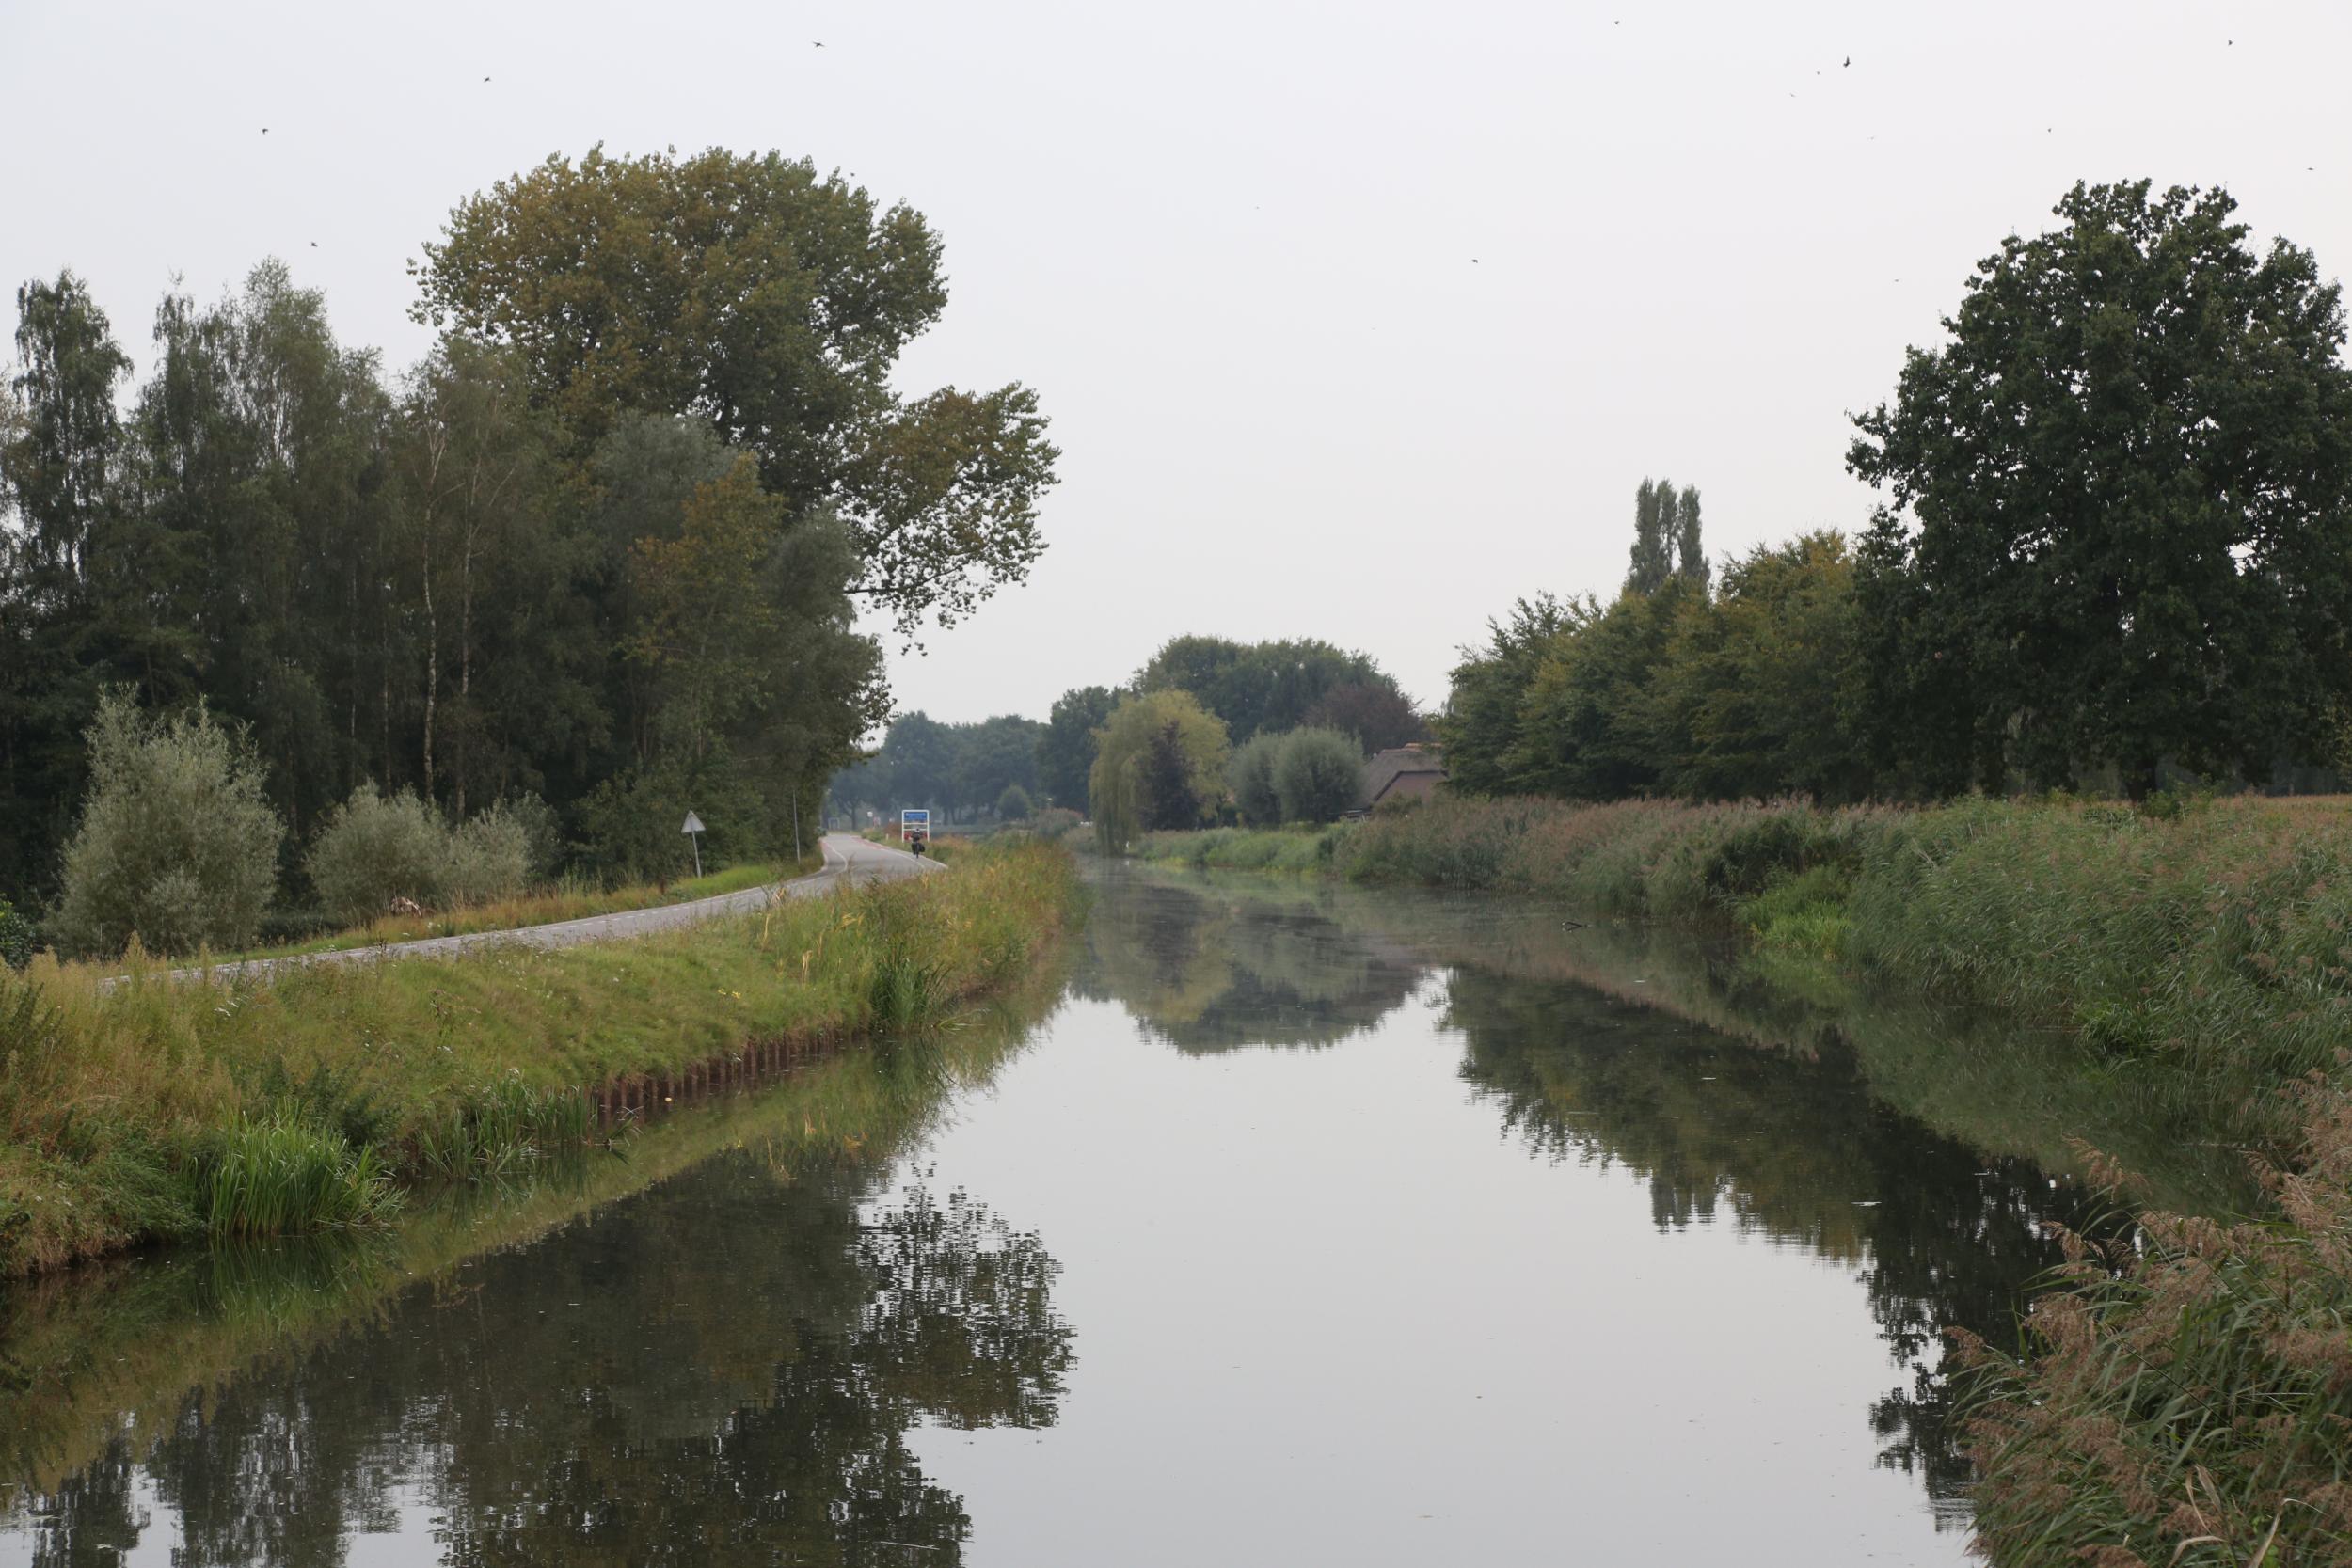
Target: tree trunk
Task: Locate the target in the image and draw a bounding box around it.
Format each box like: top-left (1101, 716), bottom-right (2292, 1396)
top-left (455, 537), bottom-right (473, 819)
top-left (421, 536), bottom-right (437, 800)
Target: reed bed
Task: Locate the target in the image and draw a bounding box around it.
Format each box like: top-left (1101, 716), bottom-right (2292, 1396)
top-left (0, 838), bottom-right (1078, 1275)
top-left (1958, 1074), bottom-right (2352, 1566)
top-left (1157, 795), bottom-right (2352, 1137)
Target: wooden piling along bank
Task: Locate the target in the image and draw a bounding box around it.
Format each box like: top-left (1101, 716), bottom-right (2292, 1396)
top-left (592, 1029), bottom-right (843, 1129)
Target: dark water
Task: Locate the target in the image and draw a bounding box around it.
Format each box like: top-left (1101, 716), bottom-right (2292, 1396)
top-left (0, 868), bottom-right (2102, 1565)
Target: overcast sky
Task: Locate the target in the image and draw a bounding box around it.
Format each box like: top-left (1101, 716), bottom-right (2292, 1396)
top-left (8, 0), bottom-right (2348, 726)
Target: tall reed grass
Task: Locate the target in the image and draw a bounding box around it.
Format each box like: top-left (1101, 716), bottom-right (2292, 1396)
top-left (1195, 793), bottom-right (2352, 1143)
top-left (1957, 1073), bottom-right (2352, 1565)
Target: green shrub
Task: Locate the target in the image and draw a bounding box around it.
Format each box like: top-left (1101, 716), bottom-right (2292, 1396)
top-left (0, 895), bottom-right (35, 970)
top-left (573, 764), bottom-right (698, 883)
top-left (1273, 727), bottom-right (1364, 825)
top-left (1736, 864), bottom-right (1854, 961)
top-left (1228, 733), bottom-right (1284, 826)
top-left (495, 791), bottom-right (565, 880)
top-left (308, 786), bottom-right (533, 924)
top-left (995, 783), bottom-right (1034, 821)
top-left (306, 785), bottom-right (450, 924)
top-left (51, 693), bottom-right (283, 958)
top-left (442, 805), bottom-right (532, 907)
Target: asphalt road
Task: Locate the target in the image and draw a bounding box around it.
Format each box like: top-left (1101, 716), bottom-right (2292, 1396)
top-left (154, 832), bottom-right (944, 987)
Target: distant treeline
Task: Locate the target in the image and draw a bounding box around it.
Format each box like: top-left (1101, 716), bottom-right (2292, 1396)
top-left (0, 147), bottom-right (1057, 903)
top-left (830, 635), bottom-right (1430, 829)
top-left (1449, 182), bottom-right (2352, 805)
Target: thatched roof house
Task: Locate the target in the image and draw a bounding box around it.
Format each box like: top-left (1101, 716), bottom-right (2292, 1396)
top-left (1361, 745), bottom-right (1445, 809)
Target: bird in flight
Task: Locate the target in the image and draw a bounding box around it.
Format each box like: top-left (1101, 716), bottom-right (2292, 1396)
top-left (814, 40), bottom-right (825, 47)
top-left (261, 127), bottom-right (269, 134)
top-left (1843, 55), bottom-right (1851, 67)
top-left (309, 241), bottom-right (317, 247)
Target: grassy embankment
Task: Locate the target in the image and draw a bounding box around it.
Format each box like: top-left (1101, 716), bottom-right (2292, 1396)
top-left (1151, 798), bottom-right (2352, 1563)
top-left (0, 838), bottom-right (1078, 1277)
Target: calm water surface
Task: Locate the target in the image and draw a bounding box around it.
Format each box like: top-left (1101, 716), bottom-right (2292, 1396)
top-left (1, 868), bottom-right (2092, 1565)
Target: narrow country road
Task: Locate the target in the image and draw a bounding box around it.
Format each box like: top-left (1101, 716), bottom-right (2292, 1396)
top-left (151, 832), bottom-right (944, 988)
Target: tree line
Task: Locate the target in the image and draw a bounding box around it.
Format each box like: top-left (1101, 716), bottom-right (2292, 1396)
top-left (1445, 182), bottom-right (2352, 805)
top-left (0, 147), bottom-right (1057, 931)
top-left (831, 634), bottom-right (1432, 844)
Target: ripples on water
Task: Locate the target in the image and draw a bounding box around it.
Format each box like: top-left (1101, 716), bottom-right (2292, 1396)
top-left (4, 866), bottom-right (2161, 1565)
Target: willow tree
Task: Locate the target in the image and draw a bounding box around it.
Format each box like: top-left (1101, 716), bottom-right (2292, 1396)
top-left (1089, 689), bottom-right (1230, 851)
top-left (413, 147), bottom-right (1059, 637)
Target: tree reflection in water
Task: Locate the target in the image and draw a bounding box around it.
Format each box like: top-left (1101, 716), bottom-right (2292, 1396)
top-left (12, 869), bottom-right (2152, 1556)
top-left (18, 1155), bottom-right (1069, 1566)
top-left (1083, 870), bottom-right (2074, 1522)
top-left (1075, 867), bottom-right (1428, 1052)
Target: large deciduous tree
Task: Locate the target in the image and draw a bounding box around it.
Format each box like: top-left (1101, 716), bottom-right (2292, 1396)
top-left (413, 146), bottom-right (1059, 636)
top-left (1300, 680), bottom-right (1429, 755)
top-left (1850, 181), bottom-right (2352, 798)
top-left (1437, 594), bottom-right (1576, 797)
top-left (1645, 532), bottom-right (1870, 801)
top-left (1134, 635), bottom-right (1406, 744)
top-left (1035, 684), bottom-right (1120, 809)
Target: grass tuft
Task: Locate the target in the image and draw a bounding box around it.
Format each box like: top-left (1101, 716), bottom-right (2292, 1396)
top-left (201, 1116), bottom-right (400, 1236)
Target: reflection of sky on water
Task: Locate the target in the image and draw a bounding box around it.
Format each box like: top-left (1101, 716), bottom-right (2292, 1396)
top-left (5, 867), bottom-right (2098, 1566)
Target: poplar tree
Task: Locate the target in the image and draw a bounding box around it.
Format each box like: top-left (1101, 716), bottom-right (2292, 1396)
top-left (1625, 479), bottom-right (1673, 594)
top-left (1674, 485), bottom-right (1708, 590)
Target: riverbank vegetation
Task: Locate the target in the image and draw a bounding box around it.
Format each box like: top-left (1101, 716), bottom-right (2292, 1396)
top-left (3, 145), bottom-right (1058, 950)
top-left (1406, 183), bottom-right (2352, 1563)
top-left (1445, 184), bottom-right (2352, 808)
top-left (1957, 1077), bottom-right (2352, 1564)
top-left (1147, 795), bottom-right (2352, 1137)
top-left (0, 838), bottom-right (1077, 1277)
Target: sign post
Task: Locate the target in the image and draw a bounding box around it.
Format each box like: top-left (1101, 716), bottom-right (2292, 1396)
top-left (899, 807), bottom-right (930, 845)
top-left (681, 810), bottom-right (705, 878)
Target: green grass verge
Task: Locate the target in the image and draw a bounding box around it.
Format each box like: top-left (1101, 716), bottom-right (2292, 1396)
top-left (0, 839), bottom-right (1078, 1276)
top-left (1137, 825), bottom-right (1351, 873)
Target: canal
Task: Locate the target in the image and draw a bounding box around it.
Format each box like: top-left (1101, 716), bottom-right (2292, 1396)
top-left (3, 865), bottom-right (2132, 1564)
